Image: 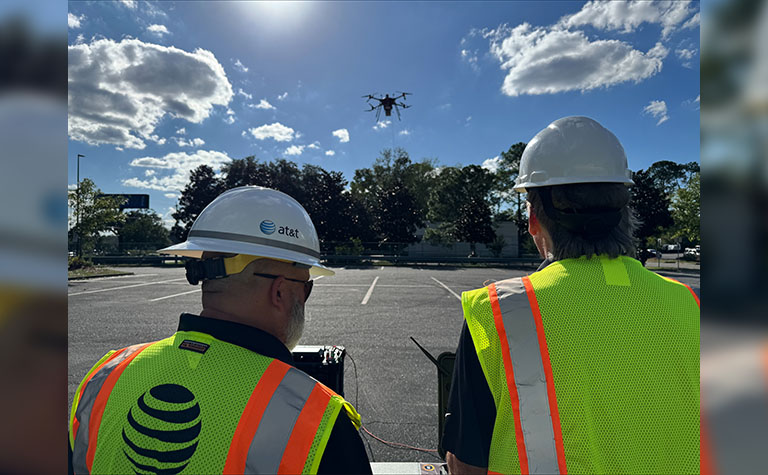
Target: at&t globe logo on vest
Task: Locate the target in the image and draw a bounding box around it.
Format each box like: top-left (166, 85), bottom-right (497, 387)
top-left (123, 384), bottom-right (201, 475)
top-left (260, 219), bottom-right (276, 235)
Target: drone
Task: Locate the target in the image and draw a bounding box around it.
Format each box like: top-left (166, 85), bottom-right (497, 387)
top-left (362, 92), bottom-right (412, 122)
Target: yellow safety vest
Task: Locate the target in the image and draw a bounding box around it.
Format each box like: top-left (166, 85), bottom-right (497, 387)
top-left (69, 331), bottom-right (360, 474)
top-left (462, 255), bottom-right (700, 474)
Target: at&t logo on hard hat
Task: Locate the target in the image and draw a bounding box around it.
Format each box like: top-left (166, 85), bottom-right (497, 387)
top-left (260, 220), bottom-right (276, 235)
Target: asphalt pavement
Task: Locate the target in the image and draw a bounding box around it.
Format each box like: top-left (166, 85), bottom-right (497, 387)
top-left (68, 263), bottom-right (700, 463)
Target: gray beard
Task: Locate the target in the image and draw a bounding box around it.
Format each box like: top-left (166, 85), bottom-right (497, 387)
top-left (284, 298), bottom-right (305, 351)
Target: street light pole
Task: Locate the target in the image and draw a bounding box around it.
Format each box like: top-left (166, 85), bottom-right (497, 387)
top-left (76, 154), bottom-right (85, 257)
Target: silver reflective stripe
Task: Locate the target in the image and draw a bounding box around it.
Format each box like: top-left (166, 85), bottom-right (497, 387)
top-left (494, 278), bottom-right (560, 474)
top-left (189, 230), bottom-right (321, 259)
top-left (245, 367), bottom-right (317, 474)
top-left (72, 344), bottom-right (146, 475)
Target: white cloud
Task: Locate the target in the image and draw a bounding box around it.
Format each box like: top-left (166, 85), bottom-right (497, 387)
top-left (694, 94), bottom-right (700, 103)
top-left (248, 99), bottom-right (275, 110)
top-left (145, 169), bottom-right (155, 176)
top-left (68, 13), bottom-right (84, 29)
top-left (461, 48), bottom-right (480, 71)
top-left (164, 193), bottom-right (179, 199)
top-left (146, 24), bottom-right (169, 36)
top-left (325, 150), bottom-right (335, 156)
top-left (237, 88), bottom-right (253, 100)
top-left (558, 0), bottom-right (699, 39)
top-left (224, 108), bottom-right (235, 124)
top-left (119, 0), bottom-right (137, 9)
top-left (173, 137), bottom-right (205, 147)
top-left (307, 142), bottom-right (320, 149)
top-left (486, 24), bottom-right (667, 96)
top-left (682, 12), bottom-right (700, 30)
top-left (399, 129), bottom-right (411, 136)
top-left (124, 150), bottom-right (232, 192)
top-left (68, 38), bottom-right (233, 150)
top-left (285, 145), bottom-right (305, 156)
top-left (233, 59), bottom-right (248, 73)
top-left (176, 127), bottom-right (186, 135)
top-left (373, 120), bottom-right (391, 131)
top-left (248, 122), bottom-right (296, 142)
top-left (481, 156), bottom-right (501, 173)
top-left (332, 128), bottom-right (350, 143)
top-left (643, 100), bottom-right (669, 125)
top-left (277, 92), bottom-right (288, 101)
top-left (676, 47), bottom-right (697, 68)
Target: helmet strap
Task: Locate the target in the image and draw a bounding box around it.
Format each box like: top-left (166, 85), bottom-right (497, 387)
top-left (538, 187), bottom-right (622, 240)
top-left (185, 258), bottom-right (228, 285)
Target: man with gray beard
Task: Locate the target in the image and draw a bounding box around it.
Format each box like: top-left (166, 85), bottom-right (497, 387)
top-left (69, 187), bottom-right (370, 474)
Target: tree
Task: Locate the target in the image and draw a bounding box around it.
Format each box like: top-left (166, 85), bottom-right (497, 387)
top-left (350, 148), bottom-right (432, 245)
top-left (117, 210), bottom-right (171, 253)
top-left (68, 178), bottom-right (125, 255)
top-left (672, 172), bottom-right (700, 244)
top-left (645, 160), bottom-right (700, 198)
top-left (455, 196), bottom-right (496, 253)
top-left (171, 165), bottom-right (223, 242)
top-left (492, 142), bottom-right (530, 254)
top-left (630, 169), bottom-right (673, 253)
top-left (427, 165), bottom-right (496, 246)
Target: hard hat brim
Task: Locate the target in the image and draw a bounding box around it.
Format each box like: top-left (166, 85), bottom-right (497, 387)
top-left (158, 237), bottom-right (336, 276)
top-left (514, 175), bottom-right (635, 193)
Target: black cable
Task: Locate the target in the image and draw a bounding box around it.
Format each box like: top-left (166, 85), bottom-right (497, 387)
top-left (346, 352), bottom-right (375, 462)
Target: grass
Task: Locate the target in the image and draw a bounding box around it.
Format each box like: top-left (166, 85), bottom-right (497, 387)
top-left (68, 266), bottom-right (133, 279)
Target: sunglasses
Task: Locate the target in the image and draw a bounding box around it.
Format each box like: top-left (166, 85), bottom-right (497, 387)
top-left (253, 273), bottom-right (313, 302)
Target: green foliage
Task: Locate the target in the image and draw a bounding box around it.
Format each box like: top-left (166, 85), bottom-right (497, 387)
top-left (171, 165), bottom-right (224, 242)
top-left (117, 210), bottom-right (171, 252)
top-left (334, 238), bottom-right (364, 256)
top-left (350, 148), bottom-right (432, 244)
top-left (488, 234), bottom-right (507, 258)
top-left (631, 168), bottom-right (674, 243)
top-left (68, 256), bottom-right (93, 270)
top-left (68, 178), bottom-right (125, 255)
top-left (672, 172), bottom-right (700, 244)
top-left (645, 160), bottom-right (700, 198)
top-left (455, 195), bottom-right (496, 246)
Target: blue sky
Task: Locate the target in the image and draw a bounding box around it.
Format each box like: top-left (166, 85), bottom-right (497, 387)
top-left (67, 1), bottom-right (700, 227)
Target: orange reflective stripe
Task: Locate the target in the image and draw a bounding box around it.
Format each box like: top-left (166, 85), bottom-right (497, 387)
top-left (523, 276), bottom-right (568, 475)
top-left (700, 402), bottom-right (716, 475)
top-left (277, 385), bottom-right (332, 474)
top-left (489, 283), bottom-right (529, 474)
top-left (85, 342), bottom-right (154, 472)
top-left (224, 360), bottom-right (290, 474)
top-left (75, 348), bottom-right (126, 409)
top-left (72, 418), bottom-right (80, 443)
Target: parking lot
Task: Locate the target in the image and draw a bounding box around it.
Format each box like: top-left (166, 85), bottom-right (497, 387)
top-left (68, 264), bottom-right (701, 463)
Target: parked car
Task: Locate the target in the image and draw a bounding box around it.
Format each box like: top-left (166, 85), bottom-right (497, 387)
top-left (663, 243), bottom-right (681, 251)
top-left (683, 246), bottom-right (700, 260)
top-left (646, 248), bottom-right (661, 258)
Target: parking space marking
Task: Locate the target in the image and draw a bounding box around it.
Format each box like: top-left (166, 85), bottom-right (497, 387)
top-left (149, 288), bottom-right (201, 302)
top-left (431, 277), bottom-right (461, 300)
top-left (361, 276), bottom-right (379, 305)
top-left (68, 277), bottom-right (187, 296)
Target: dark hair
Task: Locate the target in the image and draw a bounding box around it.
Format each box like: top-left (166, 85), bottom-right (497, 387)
top-left (526, 183), bottom-right (638, 260)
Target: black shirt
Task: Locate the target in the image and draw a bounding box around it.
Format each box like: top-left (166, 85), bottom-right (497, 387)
top-left (441, 260), bottom-right (552, 467)
top-left (68, 313), bottom-right (371, 475)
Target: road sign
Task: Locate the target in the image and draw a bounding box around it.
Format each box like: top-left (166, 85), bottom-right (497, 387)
top-left (97, 194), bottom-right (150, 209)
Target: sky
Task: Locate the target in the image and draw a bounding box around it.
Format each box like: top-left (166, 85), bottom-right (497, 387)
top-left (67, 1), bottom-right (701, 227)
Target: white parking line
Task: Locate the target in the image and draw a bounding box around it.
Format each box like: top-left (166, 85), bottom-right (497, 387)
top-left (149, 288), bottom-right (201, 302)
top-left (68, 278), bottom-right (187, 296)
top-left (361, 276), bottom-right (379, 305)
top-left (431, 277), bottom-right (461, 300)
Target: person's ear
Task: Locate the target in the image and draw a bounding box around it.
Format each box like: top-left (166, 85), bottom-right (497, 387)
top-left (528, 205), bottom-right (540, 236)
top-left (268, 276), bottom-right (288, 313)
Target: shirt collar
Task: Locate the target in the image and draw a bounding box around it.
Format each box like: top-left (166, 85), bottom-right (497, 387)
top-left (177, 313), bottom-right (294, 366)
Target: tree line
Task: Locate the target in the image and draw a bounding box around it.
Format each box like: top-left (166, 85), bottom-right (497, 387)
top-left (68, 146), bottom-right (700, 259)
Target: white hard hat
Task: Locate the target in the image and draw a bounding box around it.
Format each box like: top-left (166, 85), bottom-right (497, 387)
top-left (514, 116), bottom-right (634, 192)
top-left (159, 186), bottom-right (334, 276)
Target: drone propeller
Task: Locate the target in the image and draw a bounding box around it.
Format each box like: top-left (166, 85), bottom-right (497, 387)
top-left (396, 91), bottom-right (412, 98)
